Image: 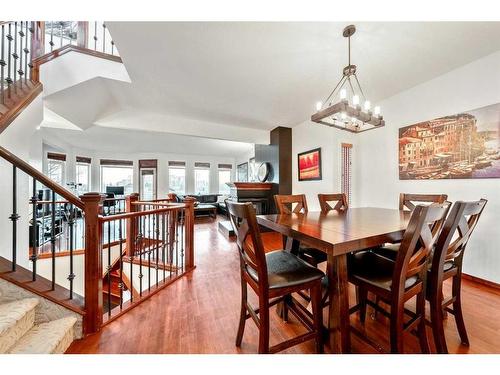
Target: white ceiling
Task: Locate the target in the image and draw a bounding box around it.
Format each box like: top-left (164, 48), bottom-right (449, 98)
top-left (41, 22), bottom-right (500, 152)
top-left (105, 22), bottom-right (500, 129)
top-left (40, 126), bottom-right (254, 157)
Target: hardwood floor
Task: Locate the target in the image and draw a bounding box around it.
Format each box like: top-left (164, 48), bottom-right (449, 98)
top-left (67, 216), bottom-right (500, 354)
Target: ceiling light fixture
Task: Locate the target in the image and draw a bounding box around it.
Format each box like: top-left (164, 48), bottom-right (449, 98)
top-left (311, 25), bottom-right (385, 133)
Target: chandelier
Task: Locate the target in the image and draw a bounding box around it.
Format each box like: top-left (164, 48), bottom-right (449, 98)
top-left (311, 25), bottom-right (384, 133)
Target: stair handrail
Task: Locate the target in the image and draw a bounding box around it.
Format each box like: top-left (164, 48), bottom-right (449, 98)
top-left (0, 145), bottom-right (84, 209)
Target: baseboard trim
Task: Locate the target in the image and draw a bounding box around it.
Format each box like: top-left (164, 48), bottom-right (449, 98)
top-left (462, 273), bottom-right (500, 291)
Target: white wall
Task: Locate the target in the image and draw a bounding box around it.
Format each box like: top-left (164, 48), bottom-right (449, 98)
top-left (357, 51), bottom-right (500, 283)
top-left (0, 96), bottom-right (44, 267)
top-left (292, 120), bottom-right (358, 211)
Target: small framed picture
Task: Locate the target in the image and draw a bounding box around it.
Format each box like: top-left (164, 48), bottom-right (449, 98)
top-left (298, 148), bottom-right (322, 181)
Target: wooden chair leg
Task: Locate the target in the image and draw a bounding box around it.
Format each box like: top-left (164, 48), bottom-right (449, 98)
top-left (429, 288), bottom-right (448, 354)
top-left (235, 277), bottom-right (248, 347)
top-left (416, 292), bottom-right (430, 354)
top-left (390, 301), bottom-right (405, 354)
top-left (282, 294), bottom-right (290, 322)
top-left (258, 294), bottom-right (270, 354)
top-left (358, 287), bottom-right (368, 323)
top-left (310, 284), bottom-right (323, 354)
top-left (452, 275), bottom-right (469, 346)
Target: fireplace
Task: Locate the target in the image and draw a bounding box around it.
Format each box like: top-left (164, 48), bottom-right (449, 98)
top-left (227, 182), bottom-right (276, 215)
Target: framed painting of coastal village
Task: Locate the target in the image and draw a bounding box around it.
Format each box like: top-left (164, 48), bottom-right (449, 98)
top-left (399, 102), bottom-right (500, 180)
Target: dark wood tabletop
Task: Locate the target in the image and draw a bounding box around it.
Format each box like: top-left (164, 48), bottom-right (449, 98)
top-left (257, 207), bottom-right (411, 255)
top-left (256, 207), bottom-right (412, 354)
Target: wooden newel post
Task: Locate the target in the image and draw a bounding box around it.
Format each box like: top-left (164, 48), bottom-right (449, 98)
top-left (125, 193), bottom-right (140, 257)
top-left (183, 196), bottom-right (195, 270)
top-left (80, 192), bottom-right (104, 335)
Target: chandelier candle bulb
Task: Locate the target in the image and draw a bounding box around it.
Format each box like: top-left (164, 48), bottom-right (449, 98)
top-left (316, 102), bottom-right (322, 111)
top-left (340, 88), bottom-right (347, 100)
top-left (364, 100), bottom-right (371, 111)
top-left (374, 106), bottom-right (381, 116)
top-left (352, 95), bottom-right (360, 106)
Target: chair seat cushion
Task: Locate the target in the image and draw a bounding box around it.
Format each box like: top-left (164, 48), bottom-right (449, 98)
top-left (299, 247), bottom-right (327, 264)
top-left (247, 250), bottom-right (325, 290)
top-left (348, 251), bottom-right (418, 292)
top-left (372, 243), bottom-right (399, 261)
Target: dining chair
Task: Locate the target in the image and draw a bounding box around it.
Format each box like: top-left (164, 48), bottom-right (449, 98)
top-left (375, 193), bottom-right (449, 261)
top-left (318, 193), bottom-right (348, 212)
top-left (226, 200), bottom-right (324, 354)
top-left (348, 202), bottom-right (451, 353)
top-left (428, 199), bottom-right (487, 353)
top-left (274, 194), bottom-right (326, 266)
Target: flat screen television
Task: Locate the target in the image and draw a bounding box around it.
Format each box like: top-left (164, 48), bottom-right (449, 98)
top-left (106, 186), bottom-right (125, 196)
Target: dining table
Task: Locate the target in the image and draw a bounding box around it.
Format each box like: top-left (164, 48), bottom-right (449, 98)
top-left (256, 207), bottom-right (412, 354)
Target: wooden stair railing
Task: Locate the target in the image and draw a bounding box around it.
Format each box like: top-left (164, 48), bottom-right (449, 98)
top-left (0, 144), bottom-right (196, 335)
top-left (0, 21), bottom-right (121, 134)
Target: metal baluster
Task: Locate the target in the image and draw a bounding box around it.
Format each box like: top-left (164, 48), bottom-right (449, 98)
top-left (102, 23), bottom-right (106, 54)
top-left (18, 22), bottom-right (24, 88)
top-left (180, 209), bottom-right (184, 272)
top-left (111, 40), bottom-right (114, 55)
top-left (24, 21), bottom-right (28, 83)
top-left (175, 211), bottom-right (179, 275)
top-left (148, 213), bottom-right (151, 291)
top-left (30, 179), bottom-right (38, 281)
top-left (12, 22), bottom-right (17, 94)
top-left (129, 247), bottom-right (134, 303)
top-left (50, 191), bottom-right (56, 290)
top-left (59, 22), bottom-right (63, 48)
top-left (107, 221), bottom-right (111, 316)
top-left (6, 23), bottom-right (13, 99)
top-left (155, 213), bottom-right (159, 286)
top-left (119, 218), bottom-right (123, 309)
top-left (28, 22), bottom-right (33, 81)
top-left (161, 212), bottom-right (166, 282)
top-left (138, 216), bottom-right (143, 297)
top-left (68, 204), bottom-right (75, 299)
top-left (10, 166), bottom-right (20, 271)
top-left (93, 22), bottom-right (97, 51)
top-left (1, 24), bottom-right (5, 104)
top-left (49, 22), bottom-right (54, 52)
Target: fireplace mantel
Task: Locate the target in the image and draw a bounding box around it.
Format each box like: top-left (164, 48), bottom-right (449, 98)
top-left (226, 182), bottom-right (274, 191)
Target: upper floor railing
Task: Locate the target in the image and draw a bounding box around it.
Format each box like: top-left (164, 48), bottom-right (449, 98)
top-left (0, 21), bottom-right (120, 133)
top-left (0, 145), bottom-right (195, 335)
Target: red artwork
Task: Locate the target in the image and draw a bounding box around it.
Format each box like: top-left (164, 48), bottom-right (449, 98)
top-left (298, 148), bottom-right (322, 181)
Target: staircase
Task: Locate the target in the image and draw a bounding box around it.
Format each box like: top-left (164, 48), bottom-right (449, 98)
top-left (0, 290), bottom-right (77, 354)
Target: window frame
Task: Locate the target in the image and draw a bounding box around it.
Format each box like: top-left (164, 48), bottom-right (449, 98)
top-left (217, 168), bottom-right (232, 195)
top-left (168, 165), bottom-right (186, 195)
top-left (75, 162), bottom-right (91, 194)
top-left (194, 166), bottom-right (210, 195)
top-left (100, 165), bottom-right (134, 196)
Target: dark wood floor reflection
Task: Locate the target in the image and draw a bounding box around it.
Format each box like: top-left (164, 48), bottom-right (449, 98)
top-left (67, 216), bottom-right (500, 354)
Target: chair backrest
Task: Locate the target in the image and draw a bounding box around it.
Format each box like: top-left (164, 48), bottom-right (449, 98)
top-left (318, 193), bottom-right (348, 213)
top-left (393, 202), bottom-right (451, 293)
top-left (430, 199), bottom-right (487, 279)
top-left (274, 194), bottom-right (308, 214)
top-left (399, 193), bottom-right (448, 211)
top-left (226, 200), bottom-right (269, 289)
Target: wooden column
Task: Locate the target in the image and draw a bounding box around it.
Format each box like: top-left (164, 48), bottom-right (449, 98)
top-left (80, 192), bottom-right (103, 335)
top-left (125, 193), bottom-right (140, 257)
top-left (183, 196), bottom-right (195, 270)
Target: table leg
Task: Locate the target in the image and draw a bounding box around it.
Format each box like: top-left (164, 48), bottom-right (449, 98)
top-left (327, 253), bottom-right (351, 353)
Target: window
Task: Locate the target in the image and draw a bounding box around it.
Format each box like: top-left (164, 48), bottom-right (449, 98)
top-left (47, 159), bottom-right (65, 185)
top-left (168, 162), bottom-right (186, 195)
top-left (76, 162), bottom-right (91, 194)
top-left (218, 167), bottom-right (232, 195)
top-left (194, 163), bottom-right (210, 195)
top-left (101, 166), bottom-right (133, 195)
